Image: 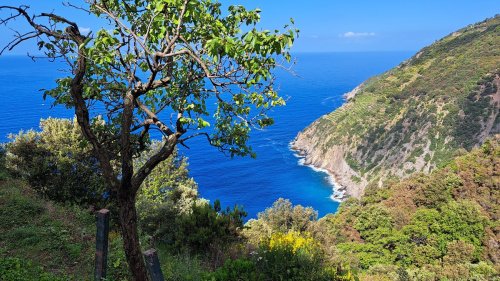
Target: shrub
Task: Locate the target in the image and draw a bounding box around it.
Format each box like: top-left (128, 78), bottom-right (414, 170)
top-left (5, 118), bottom-right (107, 207)
top-left (172, 201), bottom-right (246, 261)
top-left (443, 240), bottom-right (475, 265)
top-left (137, 141), bottom-right (206, 242)
top-left (142, 198), bottom-right (246, 268)
top-left (206, 231), bottom-right (355, 281)
top-left (244, 198), bottom-right (318, 244)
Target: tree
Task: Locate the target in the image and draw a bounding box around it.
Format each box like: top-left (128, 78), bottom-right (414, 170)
top-left (0, 1), bottom-right (297, 279)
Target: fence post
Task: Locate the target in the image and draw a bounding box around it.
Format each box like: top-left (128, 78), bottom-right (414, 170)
top-left (95, 209), bottom-right (110, 281)
top-left (144, 249), bottom-right (165, 281)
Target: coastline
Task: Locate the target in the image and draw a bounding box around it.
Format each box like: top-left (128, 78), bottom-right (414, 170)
top-left (289, 142), bottom-right (347, 202)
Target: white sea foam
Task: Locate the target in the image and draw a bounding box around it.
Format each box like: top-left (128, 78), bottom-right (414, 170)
top-left (290, 142), bottom-right (345, 202)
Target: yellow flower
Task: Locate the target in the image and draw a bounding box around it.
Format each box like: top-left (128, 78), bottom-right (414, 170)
top-left (268, 231), bottom-right (318, 254)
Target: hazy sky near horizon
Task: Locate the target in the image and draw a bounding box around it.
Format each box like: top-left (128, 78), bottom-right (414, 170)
top-left (0, 0), bottom-right (498, 54)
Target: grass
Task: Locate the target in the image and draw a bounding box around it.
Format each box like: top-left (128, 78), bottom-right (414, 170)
top-left (0, 176), bottom-right (215, 281)
top-left (0, 178), bottom-right (95, 280)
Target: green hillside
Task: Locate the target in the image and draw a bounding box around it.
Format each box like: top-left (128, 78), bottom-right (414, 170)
top-left (0, 179), bottom-right (95, 280)
top-left (293, 15), bottom-right (500, 196)
top-left (316, 137), bottom-right (499, 280)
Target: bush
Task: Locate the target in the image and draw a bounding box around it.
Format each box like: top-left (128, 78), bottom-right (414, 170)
top-left (5, 118), bottom-right (107, 207)
top-left (207, 231), bottom-right (355, 281)
top-left (137, 142), bottom-right (206, 240)
top-left (170, 201), bottom-right (246, 266)
top-left (244, 198), bottom-right (318, 244)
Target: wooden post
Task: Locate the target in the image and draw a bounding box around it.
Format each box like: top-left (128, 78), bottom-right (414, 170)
top-left (94, 209), bottom-right (110, 281)
top-left (144, 249), bottom-right (165, 281)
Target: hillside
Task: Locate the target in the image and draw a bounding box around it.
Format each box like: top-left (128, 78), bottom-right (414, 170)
top-left (292, 15), bottom-right (500, 197)
top-left (316, 137), bottom-right (499, 280)
top-left (0, 178), bottom-right (95, 280)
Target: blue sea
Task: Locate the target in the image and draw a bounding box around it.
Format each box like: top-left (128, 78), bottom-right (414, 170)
top-left (0, 52), bottom-right (411, 219)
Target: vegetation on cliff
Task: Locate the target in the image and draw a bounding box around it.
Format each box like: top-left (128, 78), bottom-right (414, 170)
top-left (317, 138), bottom-right (499, 280)
top-left (294, 15), bottom-right (500, 195)
top-left (248, 138), bottom-right (499, 280)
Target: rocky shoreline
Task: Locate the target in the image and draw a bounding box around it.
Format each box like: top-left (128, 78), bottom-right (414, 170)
top-left (290, 119), bottom-right (367, 199)
top-left (291, 145), bottom-right (347, 202)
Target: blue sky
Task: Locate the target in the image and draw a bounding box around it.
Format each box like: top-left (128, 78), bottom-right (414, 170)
top-left (1, 0), bottom-right (498, 53)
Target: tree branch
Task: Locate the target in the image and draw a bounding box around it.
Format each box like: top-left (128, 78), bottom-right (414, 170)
top-left (135, 99), bottom-right (174, 136)
top-left (131, 134), bottom-right (179, 193)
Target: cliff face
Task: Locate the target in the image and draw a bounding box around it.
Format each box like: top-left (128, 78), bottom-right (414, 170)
top-left (292, 16), bottom-right (500, 198)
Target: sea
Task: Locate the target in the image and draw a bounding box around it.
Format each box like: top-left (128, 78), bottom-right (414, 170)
top-left (0, 52), bottom-right (412, 220)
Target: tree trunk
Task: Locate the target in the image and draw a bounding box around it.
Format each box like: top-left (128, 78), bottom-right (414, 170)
top-left (118, 190), bottom-right (149, 281)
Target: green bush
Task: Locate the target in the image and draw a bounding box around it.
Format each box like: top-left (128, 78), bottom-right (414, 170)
top-left (6, 118), bottom-right (107, 207)
top-left (167, 201), bottom-right (246, 266)
top-left (207, 231), bottom-right (355, 281)
top-left (244, 198), bottom-right (318, 244)
top-left (137, 141), bottom-right (205, 241)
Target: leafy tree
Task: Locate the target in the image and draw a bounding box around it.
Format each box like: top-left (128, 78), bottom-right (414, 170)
top-left (0, 1), bottom-right (297, 279)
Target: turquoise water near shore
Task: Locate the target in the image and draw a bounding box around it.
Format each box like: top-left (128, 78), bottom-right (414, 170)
top-left (0, 52), bottom-right (412, 219)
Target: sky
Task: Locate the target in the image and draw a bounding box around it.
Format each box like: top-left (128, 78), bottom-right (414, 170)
top-left (0, 0), bottom-right (498, 54)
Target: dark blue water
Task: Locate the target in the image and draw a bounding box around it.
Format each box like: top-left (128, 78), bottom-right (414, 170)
top-left (0, 52), bottom-right (411, 219)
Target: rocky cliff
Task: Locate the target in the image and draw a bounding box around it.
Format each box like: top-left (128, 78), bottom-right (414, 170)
top-left (292, 16), bottom-right (500, 198)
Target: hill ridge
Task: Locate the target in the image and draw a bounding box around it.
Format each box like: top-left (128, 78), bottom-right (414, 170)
top-left (292, 15), bottom-right (500, 198)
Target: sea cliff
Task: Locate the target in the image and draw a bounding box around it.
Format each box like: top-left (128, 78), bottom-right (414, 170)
top-left (293, 15), bottom-right (500, 198)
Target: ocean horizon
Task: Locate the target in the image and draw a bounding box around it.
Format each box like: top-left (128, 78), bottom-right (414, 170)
top-left (0, 51), bottom-right (413, 219)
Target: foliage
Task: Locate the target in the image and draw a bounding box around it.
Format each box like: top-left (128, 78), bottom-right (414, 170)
top-left (0, 144), bottom-right (7, 181)
top-left (242, 199), bottom-right (358, 280)
top-left (318, 139), bottom-right (499, 280)
top-left (244, 198), bottom-right (318, 244)
top-left (159, 251), bottom-right (208, 281)
top-left (206, 231), bottom-right (355, 281)
top-left (165, 200), bottom-right (246, 268)
top-left (5, 118), bottom-right (107, 207)
top-left (136, 140), bottom-right (207, 244)
top-left (135, 141), bottom-right (246, 266)
top-left (268, 231), bottom-right (319, 255)
top-left (137, 141), bottom-right (202, 215)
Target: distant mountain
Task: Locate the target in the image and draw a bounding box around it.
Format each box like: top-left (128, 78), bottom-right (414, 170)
top-left (292, 15), bottom-right (500, 198)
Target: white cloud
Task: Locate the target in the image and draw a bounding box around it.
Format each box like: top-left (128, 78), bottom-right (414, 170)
top-left (341, 31), bottom-right (376, 38)
top-left (79, 27), bottom-right (91, 34)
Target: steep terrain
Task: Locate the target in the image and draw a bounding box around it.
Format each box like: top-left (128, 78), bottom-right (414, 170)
top-left (292, 16), bottom-right (500, 197)
top-left (317, 138), bottom-right (500, 280)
